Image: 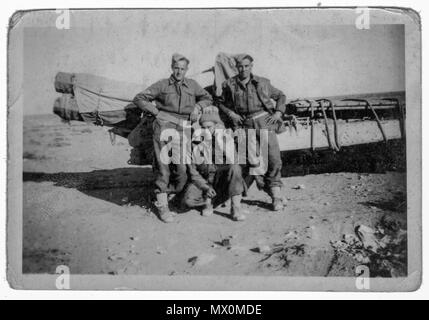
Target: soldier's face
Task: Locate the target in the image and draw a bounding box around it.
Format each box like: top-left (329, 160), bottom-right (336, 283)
top-left (172, 60), bottom-right (188, 81)
top-left (201, 121), bottom-right (215, 135)
top-left (237, 59), bottom-right (253, 80)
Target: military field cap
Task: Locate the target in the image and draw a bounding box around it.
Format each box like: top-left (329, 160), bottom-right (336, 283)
top-left (234, 53), bottom-right (254, 64)
top-left (172, 53), bottom-right (190, 65)
top-left (199, 106), bottom-right (222, 124)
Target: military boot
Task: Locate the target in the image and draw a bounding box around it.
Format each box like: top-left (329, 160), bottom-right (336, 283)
top-left (155, 193), bottom-right (174, 223)
top-left (201, 198), bottom-right (214, 217)
top-left (231, 195), bottom-right (246, 221)
top-left (270, 186), bottom-right (284, 211)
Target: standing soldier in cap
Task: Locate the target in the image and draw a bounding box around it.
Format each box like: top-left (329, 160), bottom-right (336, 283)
top-left (133, 53), bottom-right (212, 223)
top-left (181, 106), bottom-right (247, 221)
top-left (218, 54), bottom-right (286, 211)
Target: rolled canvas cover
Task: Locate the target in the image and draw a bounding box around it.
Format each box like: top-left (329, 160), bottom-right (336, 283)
top-left (53, 94), bottom-right (83, 122)
top-left (54, 72), bottom-right (75, 94)
top-left (54, 72), bottom-right (144, 125)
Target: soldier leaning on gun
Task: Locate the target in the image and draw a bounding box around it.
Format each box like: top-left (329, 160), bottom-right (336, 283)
top-left (133, 53), bottom-right (213, 223)
top-left (217, 54), bottom-right (287, 211)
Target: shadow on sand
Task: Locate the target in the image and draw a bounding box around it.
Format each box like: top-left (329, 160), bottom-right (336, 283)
top-left (23, 167), bottom-right (156, 209)
top-left (23, 140), bottom-right (406, 215)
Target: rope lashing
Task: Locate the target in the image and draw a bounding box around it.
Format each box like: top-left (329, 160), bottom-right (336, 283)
top-left (95, 88), bottom-right (104, 126)
top-left (342, 98), bottom-right (388, 143)
top-left (316, 99), bottom-right (339, 151)
top-left (318, 98), bottom-right (341, 151)
top-left (305, 99), bottom-right (316, 151)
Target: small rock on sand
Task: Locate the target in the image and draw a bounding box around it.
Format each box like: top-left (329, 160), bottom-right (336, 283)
top-left (188, 253), bottom-right (217, 266)
top-left (258, 245), bottom-right (271, 254)
top-left (355, 225), bottom-right (380, 252)
top-left (292, 184), bottom-right (305, 190)
top-left (108, 253), bottom-right (124, 261)
top-left (156, 247), bottom-right (166, 255)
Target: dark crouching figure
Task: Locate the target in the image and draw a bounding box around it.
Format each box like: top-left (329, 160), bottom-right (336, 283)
top-left (133, 53), bottom-right (213, 223)
top-left (218, 54), bottom-right (287, 211)
top-left (181, 106), bottom-right (247, 221)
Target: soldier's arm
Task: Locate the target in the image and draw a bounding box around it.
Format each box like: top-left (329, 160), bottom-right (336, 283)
top-left (188, 164), bottom-right (210, 191)
top-left (133, 81), bottom-right (163, 116)
top-left (217, 82), bottom-right (235, 117)
top-left (194, 82), bottom-right (213, 111)
top-left (268, 82), bottom-right (287, 114)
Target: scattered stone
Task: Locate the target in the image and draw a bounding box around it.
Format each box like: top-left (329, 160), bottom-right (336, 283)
top-left (285, 231), bottom-right (295, 237)
top-left (292, 184), bottom-right (305, 190)
top-left (108, 253), bottom-right (124, 261)
top-left (221, 238), bottom-right (231, 247)
top-left (188, 253), bottom-right (217, 266)
top-left (257, 245), bottom-right (271, 254)
top-left (343, 234), bottom-right (359, 245)
top-left (156, 246), bottom-right (166, 255)
top-left (355, 225), bottom-right (380, 252)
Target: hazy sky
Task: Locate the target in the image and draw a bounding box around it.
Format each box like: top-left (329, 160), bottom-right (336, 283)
top-left (21, 10), bottom-right (405, 115)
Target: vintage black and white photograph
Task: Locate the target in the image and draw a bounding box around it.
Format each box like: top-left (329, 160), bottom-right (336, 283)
top-left (7, 8), bottom-right (421, 291)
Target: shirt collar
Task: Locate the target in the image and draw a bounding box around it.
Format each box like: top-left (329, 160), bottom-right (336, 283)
top-left (169, 75), bottom-right (190, 88)
top-left (250, 74), bottom-right (260, 84)
top-left (235, 74), bottom-right (259, 87)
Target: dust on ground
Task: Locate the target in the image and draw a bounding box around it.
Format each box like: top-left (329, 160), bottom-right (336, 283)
top-left (22, 114), bottom-right (407, 277)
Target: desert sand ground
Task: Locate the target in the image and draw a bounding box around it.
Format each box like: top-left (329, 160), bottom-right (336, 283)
top-left (22, 115), bottom-right (407, 277)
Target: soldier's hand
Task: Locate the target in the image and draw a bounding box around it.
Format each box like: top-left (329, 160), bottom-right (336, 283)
top-left (206, 187), bottom-right (217, 198)
top-left (228, 111), bottom-right (244, 124)
top-left (266, 111), bottom-right (283, 125)
top-left (190, 106), bottom-right (201, 122)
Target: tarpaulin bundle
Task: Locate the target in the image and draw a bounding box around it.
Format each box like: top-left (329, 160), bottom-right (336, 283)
top-left (53, 94), bottom-right (83, 122)
top-left (55, 72), bottom-right (75, 94)
top-left (53, 72), bottom-right (143, 126)
top-left (213, 52), bottom-right (247, 96)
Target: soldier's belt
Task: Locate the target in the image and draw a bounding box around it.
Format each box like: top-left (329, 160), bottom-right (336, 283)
top-left (157, 110), bottom-right (190, 126)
